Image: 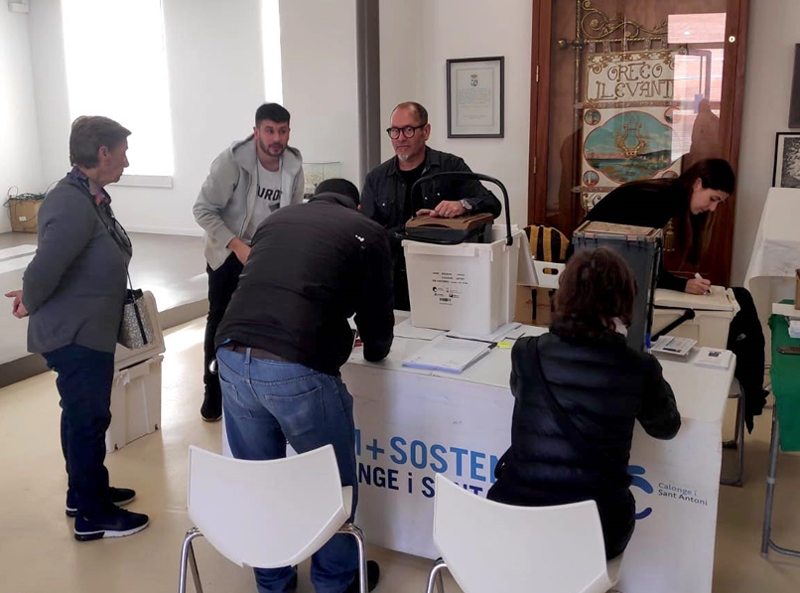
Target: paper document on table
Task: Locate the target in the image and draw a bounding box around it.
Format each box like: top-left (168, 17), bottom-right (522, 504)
top-left (402, 336), bottom-right (492, 373)
top-left (447, 322), bottom-right (522, 343)
top-left (694, 347), bottom-right (733, 369)
top-left (650, 335), bottom-right (696, 357)
top-left (394, 318), bottom-right (446, 341)
top-left (790, 319), bottom-right (800, 339)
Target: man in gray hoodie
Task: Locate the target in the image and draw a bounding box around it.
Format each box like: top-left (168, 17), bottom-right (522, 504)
top-left (193, 103), bottom-right (305, 421)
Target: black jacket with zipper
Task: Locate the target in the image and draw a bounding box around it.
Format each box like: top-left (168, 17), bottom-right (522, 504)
top-left (361, 147), bottom-right (502, 233)
top-left (488, 331), bottom-right (680, 558)
top-left (215, 193), bottom-right (394, 376)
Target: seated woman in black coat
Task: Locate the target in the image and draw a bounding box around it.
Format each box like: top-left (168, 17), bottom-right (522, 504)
top-left (487, 248), bottom-right (681, 560)
top-left (583, 158), bottom-right (766, 430)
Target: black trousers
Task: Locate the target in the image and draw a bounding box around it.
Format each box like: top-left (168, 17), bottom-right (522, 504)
top-left (43, 344), bottom-right (115, 515)
top-left (203, 253), bottom-right (244, 398)
top-left (727, 287), bottom-right (767, 432)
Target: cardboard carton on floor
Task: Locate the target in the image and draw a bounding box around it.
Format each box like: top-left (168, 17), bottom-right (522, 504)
top-left (8, 199), bottom-right (42, 233)
top-left (515, 285), bottom-right (554, 327)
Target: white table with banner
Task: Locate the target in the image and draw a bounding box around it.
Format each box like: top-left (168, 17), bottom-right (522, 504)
top-left (341, 326), bottom-right (735, 593)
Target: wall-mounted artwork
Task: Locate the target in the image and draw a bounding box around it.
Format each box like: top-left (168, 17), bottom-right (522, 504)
top-left (789, 44), bottom-right (800, 129)
top-left (773, 132), bottom-right (800, 188)
top-left (578, 50), bottom-right (681, 209)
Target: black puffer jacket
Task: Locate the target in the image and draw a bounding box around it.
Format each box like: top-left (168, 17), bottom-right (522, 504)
top-left (488, 331), bottom-right (680, 557)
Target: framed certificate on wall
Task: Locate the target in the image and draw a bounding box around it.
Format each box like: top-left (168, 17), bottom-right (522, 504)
top-left (446, 56), bottom-right (504, 138)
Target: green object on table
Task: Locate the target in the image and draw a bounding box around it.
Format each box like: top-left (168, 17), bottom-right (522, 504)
top-left (769, 301), bottom-right (800, 451)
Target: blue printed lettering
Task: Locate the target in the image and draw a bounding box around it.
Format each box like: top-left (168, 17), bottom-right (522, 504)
top-left (430, 444), bottom-right (448, 473)
top-left (451, 447), bottom-right (468, 477)
top-left (470, 451), bottom-right (486, 482)
top-left (421, 476), bottom-right (435, 498)
top-left (410, 440), bottom-right (427, 469)
top-left (390, 436), bottom-right (407, 464)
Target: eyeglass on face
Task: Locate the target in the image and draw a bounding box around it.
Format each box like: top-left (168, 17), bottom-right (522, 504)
top-left (386, 125), bottom-right (425, 139)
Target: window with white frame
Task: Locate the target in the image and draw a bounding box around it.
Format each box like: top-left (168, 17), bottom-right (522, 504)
top-left (61, 0), bottom-right (174, 179)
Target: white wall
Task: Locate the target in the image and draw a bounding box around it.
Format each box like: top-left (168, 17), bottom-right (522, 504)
top-left (0, 6), bottom-right (43, 234)
top-left (280, 0), bottom-right (360, 183)
top-left (378, 0), bottom-right (533, 226)
top-left (26, 0), bottom-right (361, 235)
top-left (731, 0), bottom-right (800, 284)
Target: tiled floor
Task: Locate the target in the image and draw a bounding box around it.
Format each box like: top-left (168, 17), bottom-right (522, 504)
top-left (0, 318), bottom-right (799, 592)
top-left (0, 231), bottom-right (207, 365)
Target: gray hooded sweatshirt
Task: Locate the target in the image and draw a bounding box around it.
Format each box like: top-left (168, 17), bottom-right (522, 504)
top-left (193, 135), bottom-right (304, 270)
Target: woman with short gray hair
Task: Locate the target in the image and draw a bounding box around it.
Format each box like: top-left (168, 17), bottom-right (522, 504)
top-left (5, 115), bottom-right (149, 540)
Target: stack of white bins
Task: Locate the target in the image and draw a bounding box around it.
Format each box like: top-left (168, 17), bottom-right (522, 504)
top-left (106, 290), bottom-right (166, 452)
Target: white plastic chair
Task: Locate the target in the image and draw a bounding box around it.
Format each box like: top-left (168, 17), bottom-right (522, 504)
top-left (425, 474), bottom-right (622, 593)
top-left (178, 445), bottom-right (367, 593)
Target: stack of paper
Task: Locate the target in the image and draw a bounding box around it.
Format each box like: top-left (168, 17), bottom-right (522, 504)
top-left (790, 319), bottom-right (800, 339)
top-left (650, 335), bottom-right (696, 357)
top-left (694, 347), bottom-right (733, 369)
top-left (402, 336), bottom-right (493, 373)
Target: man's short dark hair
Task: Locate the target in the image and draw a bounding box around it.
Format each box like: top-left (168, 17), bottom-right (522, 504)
top-left (392, 101), bottom-right (428, 126)
top-left (69, 116), bottom-right (131, 169)
top-left (314, 178), bottom-right (360, 207)
top-left (255, 103), bottom-right (291, 126)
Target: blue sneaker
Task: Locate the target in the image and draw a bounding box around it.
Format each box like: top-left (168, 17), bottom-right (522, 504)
top-left (66, 487), bottom-right (136, 518)
top-left (74, 506), bottom-right (149, 541)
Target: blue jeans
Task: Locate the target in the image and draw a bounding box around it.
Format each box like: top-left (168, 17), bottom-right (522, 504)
top-left (42, 344), bottom-right (115, 515)
top-left (216, 347), bottom-right (359, 593)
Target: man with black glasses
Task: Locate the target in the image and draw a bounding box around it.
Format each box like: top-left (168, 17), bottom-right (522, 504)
top-left (361, 101), bottom-right (501, 310)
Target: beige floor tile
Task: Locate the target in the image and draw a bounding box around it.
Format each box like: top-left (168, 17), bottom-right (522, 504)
top-left (0, 319), bottom-right (798, 592)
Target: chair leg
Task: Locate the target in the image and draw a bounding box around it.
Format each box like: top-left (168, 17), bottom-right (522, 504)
top-left (339, 523), bottom-right (368, 593)
top-left (179, 527), bottom-right (205, 593)
top-left (721, 393), bottom-right (745, 487)
top-left (425, 558), bottom-right (447, 593)
top-left (761, 411), bottom-right (800, 558)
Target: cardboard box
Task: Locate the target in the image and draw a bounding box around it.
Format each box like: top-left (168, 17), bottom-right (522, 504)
top-left (515, 285), bottom-right (554, 327)
top-left (8, 198), bottom-right (42, 233)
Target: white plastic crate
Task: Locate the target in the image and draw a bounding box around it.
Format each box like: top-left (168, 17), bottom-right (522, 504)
top-left (652, 287), bottom-right (740, 349)
top-left (106, 354), bottom-right (163, 452)
top-left (403, 226), bottom-right (524, 336)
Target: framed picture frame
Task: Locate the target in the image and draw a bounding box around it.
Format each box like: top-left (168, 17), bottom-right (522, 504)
top-left (772, 132), bottom-right (800, 188)
top-left (446, 56), bottom-right (504, 138)
top-left (789, 44), bottom-right (800, 128)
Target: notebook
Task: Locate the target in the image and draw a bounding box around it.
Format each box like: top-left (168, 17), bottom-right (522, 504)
top-left (402, 336), bottom-right (493, 373)
top-left (694, 347), bottom-right (733, 369)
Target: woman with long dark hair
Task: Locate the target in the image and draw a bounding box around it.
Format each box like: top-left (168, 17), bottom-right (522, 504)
top-left (488, 248), bottom-right (681, 559)
top-left (585, 158), bottom-right (734, 294)
top-left (582, 158), bottom-right (767, 430)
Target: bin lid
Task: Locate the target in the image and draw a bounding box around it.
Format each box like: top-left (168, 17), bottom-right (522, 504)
top-left (654, 287), bottom-right (737, 312)
top-left (573, 220), bottom-right (662, 242)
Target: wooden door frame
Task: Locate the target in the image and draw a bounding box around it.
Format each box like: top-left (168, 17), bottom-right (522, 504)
top-left (527, 0), bottom-right (750, 285)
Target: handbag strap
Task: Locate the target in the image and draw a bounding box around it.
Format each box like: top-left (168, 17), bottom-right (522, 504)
top-left (529, 338), bottom-right (617, 473)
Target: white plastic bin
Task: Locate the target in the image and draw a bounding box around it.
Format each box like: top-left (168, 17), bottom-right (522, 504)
top-left (106, 354), bottom-right (163, 452)
top-left (403, 226), bottom-right (523, 336)
top-left (652, 287), bottom-right (740, 349)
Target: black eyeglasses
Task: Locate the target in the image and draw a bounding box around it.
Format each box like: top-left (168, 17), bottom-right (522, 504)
top-left (386, 125), bottom-right (426, 139)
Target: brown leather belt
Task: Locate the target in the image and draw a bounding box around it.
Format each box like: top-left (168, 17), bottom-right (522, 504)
top-left (222, 343), bottom-right (285, 362)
